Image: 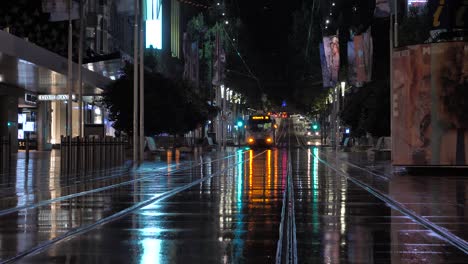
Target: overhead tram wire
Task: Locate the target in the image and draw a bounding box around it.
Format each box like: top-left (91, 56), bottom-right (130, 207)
top-left (221, 25), bottom-right (263, 92)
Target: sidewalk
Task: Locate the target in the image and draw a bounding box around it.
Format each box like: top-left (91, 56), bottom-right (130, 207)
top-left (320, 148), bottom-right (468, 252)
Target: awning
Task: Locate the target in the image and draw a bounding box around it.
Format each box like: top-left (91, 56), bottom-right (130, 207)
top-left (0, 30), bottom-right (111, 96)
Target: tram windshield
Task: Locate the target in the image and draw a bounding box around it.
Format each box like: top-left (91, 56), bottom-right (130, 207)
top-left (248, 116), bottom-right (273, 132)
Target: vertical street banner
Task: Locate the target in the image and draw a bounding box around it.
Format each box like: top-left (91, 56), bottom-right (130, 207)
top-left (190, 41), bottom-right (199, 88)
top-left (347, 41), bottom-right (357, 86)
top-left (319, 43), bottom-right (332, 88)
top-left (182, 33), bottom-right (199, 88)
top-left (42, 0), bottom-right (79, 21)
top-left (354, 34), bottom-right (365, 86)
top-left (212, 30), bottom-right (226, 86)
top-left (374, 0), bottom-right (391, 17)
top-left (183, 33), bottom-right (190, 81)
top-left (363, 28), bottom-right (373, 82)
top-left (354, 28), bottom-right (373, 87)
top-left (323, 36), bottom-right (340, 87)
top-left (392, 42), bottom-right (468, 166)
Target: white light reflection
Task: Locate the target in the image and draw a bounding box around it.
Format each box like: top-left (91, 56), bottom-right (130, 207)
top-left (312, 147), bottom-right (319, 233)
top-left (140, 238), bottom-right (162, 264)
top-left (340, 176), bottom-right (347, 236)
top-left (307, 148), bottom-right (311, 191)
top-left (249, 150), bottom-right (253, 195)
top-left (267, 149), bottom-right (271, 195)
top-left (237, 150), bottom-right (243, 204)
top-left (139, 208), bottom-right (164, 264)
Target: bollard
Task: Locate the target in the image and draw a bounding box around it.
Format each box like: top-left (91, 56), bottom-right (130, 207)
top-left (60, 136), bottom-right (65, 172)
top-left (25, 133), bottom-right (30, 162)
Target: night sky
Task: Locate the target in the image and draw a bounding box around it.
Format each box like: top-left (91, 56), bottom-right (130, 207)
top-left (235, 0), bottom-right (302, 86)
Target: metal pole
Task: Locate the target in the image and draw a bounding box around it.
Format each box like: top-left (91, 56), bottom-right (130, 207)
top-left (133, 0), bottom-right (139, 163)
top-left (78, 0), bottom-right (86, 137)
top-left (67, 0), bottom-right (73, 137)
top-left (390, 13), bottom-right (394, 161)
top-left (139, 0), bottom-right (145, 162)
top-left (336, 87), bottom-right (340, 153)
top-left (394, 0), bottom-right (398, 47)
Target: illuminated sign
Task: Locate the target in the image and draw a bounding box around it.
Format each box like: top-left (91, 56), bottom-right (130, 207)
top-left (408, 0), bottom-right (427, 4)
top-left (145, 0), bottom-right (163, 49)
top-left (24, 93), bottom-right (37, 104)
top-left (252, 116), bottom-right (269, 120)
top-left (38, 94), bottom-right (76, 101)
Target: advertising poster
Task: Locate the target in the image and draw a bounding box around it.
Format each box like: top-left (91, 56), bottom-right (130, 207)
top-left (319, 43), bottom-right (332, 88)
top-left (392, 42), bottom-right (468, 166)
top-left (323, 36), bottom-right (340, 86)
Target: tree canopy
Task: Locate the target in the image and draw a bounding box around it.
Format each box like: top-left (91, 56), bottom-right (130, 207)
top-left (103, 63), bottom-right (218, 136)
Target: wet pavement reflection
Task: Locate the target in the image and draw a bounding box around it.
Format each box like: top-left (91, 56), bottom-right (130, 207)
top-left (12, 145), bottom-right (467, 263)
top-left (293, 148), bottom-right (467, 263)
top-left (19, 149), bottom-right (285, 263)
top-left (2, 120), bottom-right (468, 263)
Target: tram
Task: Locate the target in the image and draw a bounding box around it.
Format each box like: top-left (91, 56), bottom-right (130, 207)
top-left (245, 115), bottom-right (276, 147)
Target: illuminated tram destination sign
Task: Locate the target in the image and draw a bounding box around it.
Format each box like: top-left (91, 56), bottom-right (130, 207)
top-left (252, 116), bottom-right (269, 120)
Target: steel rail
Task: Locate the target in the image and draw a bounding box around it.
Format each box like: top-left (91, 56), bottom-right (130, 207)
top-left (0, 151), bottom-right (244, 218)
top-left (1, 150), bottom-right (268, 263)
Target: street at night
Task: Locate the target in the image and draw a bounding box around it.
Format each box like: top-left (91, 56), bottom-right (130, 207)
top-left (1, 0), bottom-right (467, 263)
top-left (0, 120), bottom-right (466, 263)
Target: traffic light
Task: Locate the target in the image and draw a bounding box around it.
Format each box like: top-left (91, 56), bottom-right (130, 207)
top-left (236, 120), bottom-right (244, 128)
top-left (312, 123), bottom-right (319, 130)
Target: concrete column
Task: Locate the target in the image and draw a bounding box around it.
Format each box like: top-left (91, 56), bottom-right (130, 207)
top-left (0, 95), bottom-right (19, 153)
top-left (37, 101), bottom-right (52, 151)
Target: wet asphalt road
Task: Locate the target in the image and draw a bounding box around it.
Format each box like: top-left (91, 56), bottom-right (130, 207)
top-left (1, 119), bottom-right (467, 263)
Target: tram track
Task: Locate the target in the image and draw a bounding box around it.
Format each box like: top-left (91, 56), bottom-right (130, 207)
top-left (277, 117), bottom-right (468, 262)
top-left (285, 117), bottom-right (468, 255)
top-left (0, 149), bottom-right (268, 263)
top-left (276, 119), bottom-right (298, 264)
top-left (0, 151), bottom-right (247, 218)
top-left (313, 149), bottom-right (468, 255)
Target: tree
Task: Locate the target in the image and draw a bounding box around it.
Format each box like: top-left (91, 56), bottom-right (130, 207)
top-left (340, 79), bottom-right (390, 137)
top-left (103, 62), bottom-right (218, 137)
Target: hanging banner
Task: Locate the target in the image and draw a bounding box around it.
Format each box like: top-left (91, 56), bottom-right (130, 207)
top-left (212, 30), bottom-right (226, 86)
top-left (183, 33), bottom-right (190, 80)
top-left (392, 42), bottom-right (468, 166)
top-left (347, 41), bottom-right (357, 86)
top-left (354, 28), bottom-right (373, 86)
top-left (190, 41), bottom-right (199, 88)
top-left (354, 35), bottom-right (365, 86)
top-left (323, 36), bottom-right (340, 87)
top-left (42, 0), bottom-right (79, 21)
top-left (374, 0), bottom-right (391, 17)
top-left (319, 43), bottom-right (332, 88)
top-left (183, 33), bottom-right (199, 88)
top-left (363, 28), bottom-right (373, 82)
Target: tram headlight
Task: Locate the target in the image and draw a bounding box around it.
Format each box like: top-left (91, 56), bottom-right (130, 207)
top-left (266, 137), bottom-right (272, 143)
top-left (248, 137), bottom-right (255, 144)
